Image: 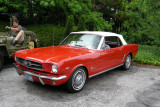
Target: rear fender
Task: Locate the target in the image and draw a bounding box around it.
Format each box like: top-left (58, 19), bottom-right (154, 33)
top-left (124, 44), bottom-right (138, 60)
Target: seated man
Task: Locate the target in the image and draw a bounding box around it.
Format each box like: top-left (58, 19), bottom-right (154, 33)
top-left (5, 20), bottom-right (24, 45)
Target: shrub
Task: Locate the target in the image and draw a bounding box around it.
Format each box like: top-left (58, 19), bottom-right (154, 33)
top-left (132, 45), bottom-right (160, 66)
top-left (26, 24), bottom-right (65, 47)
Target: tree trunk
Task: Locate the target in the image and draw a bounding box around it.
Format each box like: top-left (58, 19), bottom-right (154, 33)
top-left (27, 0), bottom-right (34, 24)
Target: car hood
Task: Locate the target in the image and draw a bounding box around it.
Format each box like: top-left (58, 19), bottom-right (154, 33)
top-left (15, 46), bottom-right (93, 64)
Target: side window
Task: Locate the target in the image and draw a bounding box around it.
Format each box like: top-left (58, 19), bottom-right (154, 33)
top-left (104, 36), bottom-right (122, 48)
top-left (117, 37), bottom-right (122, 47)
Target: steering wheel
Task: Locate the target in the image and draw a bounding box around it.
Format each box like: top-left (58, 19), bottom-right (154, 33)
top-left (5, 29), bottom-right (11, 36)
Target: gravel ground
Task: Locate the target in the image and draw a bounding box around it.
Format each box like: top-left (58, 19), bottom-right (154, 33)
top-left (0, 62), bottom-right (160, 107)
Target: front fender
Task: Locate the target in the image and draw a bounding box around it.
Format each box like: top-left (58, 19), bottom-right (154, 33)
top-left (60, 63), bottom-right (87, 82)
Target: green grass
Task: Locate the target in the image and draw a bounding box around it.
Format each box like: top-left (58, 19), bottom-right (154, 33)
top-left (132, 45), bottom-right (160, 66)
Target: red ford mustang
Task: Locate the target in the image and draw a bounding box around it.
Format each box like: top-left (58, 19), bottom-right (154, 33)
top-left (14, 31), bottom-right (138, 92)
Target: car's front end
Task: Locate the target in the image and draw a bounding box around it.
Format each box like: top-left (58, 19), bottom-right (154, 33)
top-left (13, 43), bottom-right (95, 86)
top-left (14, 55), bottom-right (68, 86)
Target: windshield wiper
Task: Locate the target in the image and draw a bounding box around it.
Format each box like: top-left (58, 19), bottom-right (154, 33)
top-left (74, 45), bottom-right (87, 48)
top-left (74, 44), bottom-right (83, 47)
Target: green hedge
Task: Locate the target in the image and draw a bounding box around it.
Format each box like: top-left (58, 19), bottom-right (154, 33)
top-left (132, 45), bottom-right (160, 66)
top-left (26, 24), bottom-right (65, 47)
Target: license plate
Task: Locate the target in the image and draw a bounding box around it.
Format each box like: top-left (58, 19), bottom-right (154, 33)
top-left (25, 74), bottom-right (33, 82)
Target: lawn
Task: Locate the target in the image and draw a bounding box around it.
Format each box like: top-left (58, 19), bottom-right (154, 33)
top-left (132, 45), bottom-right (160, 66)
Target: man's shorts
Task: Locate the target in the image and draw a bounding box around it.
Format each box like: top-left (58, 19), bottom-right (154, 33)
top-left (13, 31), bottom-right (24, 44)
top-left (18, 32), bottom-right (24, 44)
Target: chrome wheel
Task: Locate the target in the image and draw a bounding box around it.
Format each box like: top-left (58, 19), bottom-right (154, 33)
top-left (126, 55), bottom-right (131, 69)
top-left (72, 69), bottom-right (86, 90)
top-left (65, 67), bottom-right (87, 92)
top-left (125, 55), bottom-right (131, 69)
top-left (122, 54), bottom-right (132, 70)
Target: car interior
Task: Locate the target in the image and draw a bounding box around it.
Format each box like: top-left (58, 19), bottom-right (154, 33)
top-left (105, 36), bottom-right (122, 48)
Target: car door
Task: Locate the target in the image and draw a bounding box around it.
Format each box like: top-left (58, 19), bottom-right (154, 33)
top-left (98, 36), bottom-right (125, 71)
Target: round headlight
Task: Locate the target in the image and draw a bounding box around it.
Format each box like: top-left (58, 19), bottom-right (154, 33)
top-left (52, 64), bottom-right (58, 73)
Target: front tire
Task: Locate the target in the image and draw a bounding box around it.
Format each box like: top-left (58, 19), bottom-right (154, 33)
top-left (122, 54), bottom-right (131, 70)
top-left (65, 67), bottom-right (87, 93)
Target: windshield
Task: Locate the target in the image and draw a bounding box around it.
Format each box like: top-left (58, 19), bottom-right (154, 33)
top-left (60, 34), bottom-right (102, 50)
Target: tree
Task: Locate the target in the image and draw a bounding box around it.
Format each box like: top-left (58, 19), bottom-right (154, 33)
top-left (64, 15), bottom-right (74, 36)
top-left (78, 15), bottom-right (86, 31)
top-left (118, 0), bottom-right (160, 46)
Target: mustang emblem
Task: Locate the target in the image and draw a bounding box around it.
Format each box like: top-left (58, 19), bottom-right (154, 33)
top-left (23, 60), bottom-right (32, 67)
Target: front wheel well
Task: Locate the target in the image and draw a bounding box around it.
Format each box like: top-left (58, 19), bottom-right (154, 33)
top-left (79, 66), bottom-right (89, 79)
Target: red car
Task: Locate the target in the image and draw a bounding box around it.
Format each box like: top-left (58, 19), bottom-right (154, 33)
top-left (14, 31), bottom-right (138, 92)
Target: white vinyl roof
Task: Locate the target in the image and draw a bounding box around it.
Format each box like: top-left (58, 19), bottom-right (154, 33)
top-left (71, 31), bottom-right (127, 45)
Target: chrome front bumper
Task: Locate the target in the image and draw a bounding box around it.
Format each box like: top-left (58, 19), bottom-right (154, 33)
top-left (13, 63), bottom-right (67, 85)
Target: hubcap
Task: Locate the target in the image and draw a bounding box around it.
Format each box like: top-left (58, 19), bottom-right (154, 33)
top-left (126, 55), bottom-right (131, 68)
top-left (72, 69), bottom-right (86, 90)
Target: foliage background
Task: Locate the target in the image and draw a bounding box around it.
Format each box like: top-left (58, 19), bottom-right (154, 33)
top-left (1, 0), bottom-right (160, 46)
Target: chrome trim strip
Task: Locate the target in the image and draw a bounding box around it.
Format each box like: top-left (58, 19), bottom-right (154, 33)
top-left (122, 53), bottom-right (126, 61)
top-left (89, 64), bottom-right (123, 78)
top-left (24, 71), bottom-right (67, 81)
top-left (14, 63), bottom-right (67, 81)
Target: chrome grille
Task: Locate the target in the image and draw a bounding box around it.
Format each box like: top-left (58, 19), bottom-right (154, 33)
top-left (16, 57), bottom-right (43, 70)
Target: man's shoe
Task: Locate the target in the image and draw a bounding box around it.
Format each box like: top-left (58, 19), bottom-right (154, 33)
top-left (12, 40), bottom-right (18, 45)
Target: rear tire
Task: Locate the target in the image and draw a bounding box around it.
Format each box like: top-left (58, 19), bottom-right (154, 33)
top-left (122, 54), bottom-right (131, 70)
top-left (65, 67), bottom-right (87, 93)
top-left (0, 52), bottom-right (4, 71)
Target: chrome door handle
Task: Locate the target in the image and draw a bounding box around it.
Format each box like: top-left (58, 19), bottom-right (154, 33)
top-left (119, 48), bottom-right (122, 51)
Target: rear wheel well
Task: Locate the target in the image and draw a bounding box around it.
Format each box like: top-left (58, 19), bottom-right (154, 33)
top-left (128, 52), bottom-right (132, 59)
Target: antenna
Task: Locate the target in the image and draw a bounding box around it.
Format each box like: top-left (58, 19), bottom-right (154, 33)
top-left (53, 27), bottom-right (55, 46)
